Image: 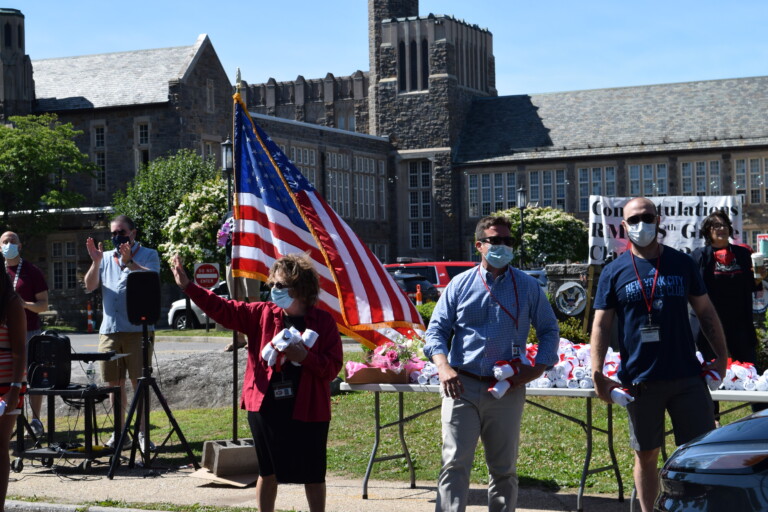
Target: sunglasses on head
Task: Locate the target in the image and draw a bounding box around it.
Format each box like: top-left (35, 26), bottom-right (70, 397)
top-left (268, 281), bottom-right (291, 290)
top-left (625, 213), bottom-right (657, 226)
top-left (479, 236), bottom-right (514, 247)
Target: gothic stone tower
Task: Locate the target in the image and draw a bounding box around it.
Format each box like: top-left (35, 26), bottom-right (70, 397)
top-left (0, 8), bottom-right (33, 120)
top-left (368, 0), bottom-right (496, 260)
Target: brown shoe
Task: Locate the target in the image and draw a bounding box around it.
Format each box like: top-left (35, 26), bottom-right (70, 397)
top-left (224, 340), bottom-right (247, 352)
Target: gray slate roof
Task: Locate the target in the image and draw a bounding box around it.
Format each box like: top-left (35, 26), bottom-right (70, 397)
top-left (455, 76), bottom-right (768, 164)
top-left (32, 35), bottom-right (209, 111)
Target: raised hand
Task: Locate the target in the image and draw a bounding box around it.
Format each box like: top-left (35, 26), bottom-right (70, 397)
top-left (85, 237), bottom-right (104, 263)
top-left (171, 254), bottom-right (190, 289)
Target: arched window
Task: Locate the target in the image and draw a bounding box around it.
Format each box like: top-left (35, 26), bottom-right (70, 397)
top-left (420, 38), bottom-right (429, 90)
top-left (409, 40), bottom-right (418, 91)
top-left (398, 41), bottom-right (406, 91)
top-left (17, 24), bottom-right (22, 50)
top-left (4, 23), bottom-right (11, 48)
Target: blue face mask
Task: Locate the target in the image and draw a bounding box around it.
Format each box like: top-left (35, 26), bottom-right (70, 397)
top-left (111, 235), bottom-right (131, 249)
top-left (485, 244), bottom-right (515, 269)
top-left (270, 286), bottom-right (295, 310)
top-left (1, 243), bottom-right (19, 260)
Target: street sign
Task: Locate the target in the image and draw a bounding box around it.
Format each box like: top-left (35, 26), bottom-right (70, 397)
top-left (194, 263), bottom-right (220, 289)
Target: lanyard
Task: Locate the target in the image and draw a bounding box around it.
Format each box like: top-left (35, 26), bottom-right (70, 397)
top-left (630, 250), bottom-right (661, 323)
top-left (477, 265), bottom-right (519, 329)
top-left (4, 258), bottom-right (22, 291)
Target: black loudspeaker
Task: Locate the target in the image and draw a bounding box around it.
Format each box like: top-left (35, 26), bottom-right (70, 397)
top-left (126, 271), bottom-right (161, 325)
top-left (28, 331), bottom-right (72, 389)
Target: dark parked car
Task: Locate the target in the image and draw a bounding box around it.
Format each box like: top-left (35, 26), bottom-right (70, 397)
top-left (655, 409), bottom-right (768, 511)
top-left (391, 271), bottom-right (439, 304)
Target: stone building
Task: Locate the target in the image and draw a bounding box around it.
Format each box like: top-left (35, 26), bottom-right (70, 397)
top-left (3, 1), bottom-right (768, 325)
top-left (246, 0), bottom-right (768, 261)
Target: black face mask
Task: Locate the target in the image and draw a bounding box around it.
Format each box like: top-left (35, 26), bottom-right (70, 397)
top-left (111, 235), bottom-right (131, 248)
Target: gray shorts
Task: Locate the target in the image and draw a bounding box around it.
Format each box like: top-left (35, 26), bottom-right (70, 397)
top-left (626, 376), bottom-right (715, 451)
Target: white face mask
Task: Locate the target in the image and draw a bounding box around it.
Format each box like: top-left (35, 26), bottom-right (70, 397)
top-left (626, 222), bottom-right (657, 248)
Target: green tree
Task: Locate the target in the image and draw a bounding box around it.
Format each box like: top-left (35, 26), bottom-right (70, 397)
top-left (0, 113), bottom-right (93, 234)
top-left (159, 178), bottom-right (227, 271)
top-left (112, 149), bottom-right (220, 271)
top-left (495, 206), bottom-right (588, 267)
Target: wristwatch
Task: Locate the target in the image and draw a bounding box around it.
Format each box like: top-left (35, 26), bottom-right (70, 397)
top-left (9, 382), bottom-right (22, 388)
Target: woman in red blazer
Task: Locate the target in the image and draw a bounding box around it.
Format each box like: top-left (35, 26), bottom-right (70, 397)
top-left (172, 253), bottom-right (342, 512)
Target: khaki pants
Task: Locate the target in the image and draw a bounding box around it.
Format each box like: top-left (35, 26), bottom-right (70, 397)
top-left (435, 375), bottom-right (526, 512)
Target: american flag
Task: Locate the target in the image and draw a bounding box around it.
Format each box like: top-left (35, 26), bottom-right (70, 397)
top-left (230, 95), bottom-right (424, 348)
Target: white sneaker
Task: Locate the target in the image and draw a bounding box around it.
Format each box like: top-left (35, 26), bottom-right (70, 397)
top-left (105, 432), bottom-right (132, 450)
top-left (138, 431), bottom-right (155, 454)
top-left (29, 419), bottom-right (44, 438)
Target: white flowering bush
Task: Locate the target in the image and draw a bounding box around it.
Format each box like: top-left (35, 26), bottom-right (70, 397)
top-left (495, 206), bottom-right (587, 267)
top-left (159, 178), bottom-right (227, 268)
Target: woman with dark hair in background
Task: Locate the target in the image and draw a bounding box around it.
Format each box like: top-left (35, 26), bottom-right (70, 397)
top-left (171, 252), bottom-right (342, 512)
top-left (692, 211), bottom-right (767, 412)
top-left (0, 257), bottom-right (27, 511)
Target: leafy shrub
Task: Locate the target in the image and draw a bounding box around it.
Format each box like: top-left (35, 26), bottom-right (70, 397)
top-left (527, 317), bottom-right (589, 345)
top-left (416, 302), bottom-right (436, 326)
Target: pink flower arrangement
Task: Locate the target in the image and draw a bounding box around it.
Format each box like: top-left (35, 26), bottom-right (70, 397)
top-left (345, 332), bottom-right (427, 379)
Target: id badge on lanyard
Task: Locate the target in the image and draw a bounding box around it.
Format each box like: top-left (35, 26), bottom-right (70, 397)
top-left (631, 251), bottom-right (662, 344)
top-left (639, 314), bottom-right (660, 343)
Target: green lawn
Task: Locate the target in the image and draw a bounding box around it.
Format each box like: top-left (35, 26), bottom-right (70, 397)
top-left (11, 349), bottom-right (755, 505)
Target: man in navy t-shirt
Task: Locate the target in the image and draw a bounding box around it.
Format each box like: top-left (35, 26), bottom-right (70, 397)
top-left (590, 197), bottom-right (727, 512)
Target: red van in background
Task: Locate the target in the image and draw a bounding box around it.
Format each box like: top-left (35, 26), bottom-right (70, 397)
top-left (384, 259), bottom-right (477, 294)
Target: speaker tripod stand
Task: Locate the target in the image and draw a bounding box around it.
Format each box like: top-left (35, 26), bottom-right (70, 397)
top-left (108, 271), bottom-right (200, 478)
top-left (107, 319), bottom-right (199, 478)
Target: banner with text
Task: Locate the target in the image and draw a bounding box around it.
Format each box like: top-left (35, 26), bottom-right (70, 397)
top-left (588, 195), bottom-right (743, 265)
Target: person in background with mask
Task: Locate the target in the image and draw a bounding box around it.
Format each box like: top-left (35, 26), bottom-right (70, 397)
top-left (84, 215), bottom-right (160, 453)
top-left (424, 215), bottom-right (559, 512)
top-left (692, 211), bottom-right (767, 414)
top-left (171, 252), bottom-right (342, 512)
top-left (1, 231), bottom-right (48, 438)
top-left (590, 197), bottom-right (728, 512)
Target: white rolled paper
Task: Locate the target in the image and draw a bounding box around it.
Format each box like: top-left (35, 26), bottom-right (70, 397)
top-left (301, 329), bottom-right (319, 348)
top-left (565, 378), bottom-right (579, 389)
top-left (489, 379), bottom-right (511, 399)
top-left (610, 387), bottom-right (635, 407)
top-left (703, 370), bottom-right (722, 391)
top-left (579, 378), bottom-right (593, 389)
top-left (493, 364), bottom-right (519, 381)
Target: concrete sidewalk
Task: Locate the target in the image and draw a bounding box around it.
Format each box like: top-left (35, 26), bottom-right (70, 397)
top-left (7, 462), bottom-right (632, 512)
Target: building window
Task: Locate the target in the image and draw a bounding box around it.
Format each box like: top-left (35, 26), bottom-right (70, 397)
top-left (528, 169), bottom-right (566, 209)
top-left (680, 160), bottom-right (721, 196)
top-left (51, 240), bottom-right (77, 290)
top-left (398, 41), bottom-right (406, 92)
top-left (134, 120), bottom-right (150, 172)
top-left (468, 171), bottom-right (518, 217)
top-left (91, 124), bottom-right (107, 192)
top-left (733, 157), bottom-right (767, 204)
top-left (578, 166), bottom-right (616, 211)
top-left (628, 163), bottom-right (668, 196)
top-left (408, 161), bottom-right (432, 248)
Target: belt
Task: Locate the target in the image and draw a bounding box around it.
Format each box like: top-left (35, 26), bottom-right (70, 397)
top-left (453, 367), bottom-right (495, 383)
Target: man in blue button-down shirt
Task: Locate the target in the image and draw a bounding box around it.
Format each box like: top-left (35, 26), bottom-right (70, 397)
top-left (85, 215), bottom-right (160, 451)
top-left (424, 215), bottom-right (559, 512)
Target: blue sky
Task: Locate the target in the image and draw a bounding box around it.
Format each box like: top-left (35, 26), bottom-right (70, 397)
top-left (19, 1), bottom-right (768, 96)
